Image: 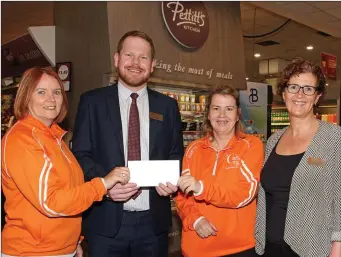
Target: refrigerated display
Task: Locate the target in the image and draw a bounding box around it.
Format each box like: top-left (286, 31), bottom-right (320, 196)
top-left (151, 86), bottom-right (209, 148)
top-left (150, 85), bottom-right (209, 254)
top-left (271, 99), bottom-right (339, 133)
top-left (271, 109), bottom-right (290, 134)
top-left (154, 82), bottom-right (277, 146)
top-left (315, 100), bottom-right (339, 125)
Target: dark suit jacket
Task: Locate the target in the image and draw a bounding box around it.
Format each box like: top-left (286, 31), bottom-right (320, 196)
top-left (72, 83), bottom-right (184, 237)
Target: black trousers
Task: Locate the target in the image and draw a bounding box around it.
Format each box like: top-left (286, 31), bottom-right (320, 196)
top-left (222, 248), bottom-right (258, 257)
top-left (86, 210), bottom-right (168, 257)
top-left (262, 241), bottom-right (299, 257)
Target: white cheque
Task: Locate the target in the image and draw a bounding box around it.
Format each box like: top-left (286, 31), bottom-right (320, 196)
top-left (128, 160), bottom-right (180, 187)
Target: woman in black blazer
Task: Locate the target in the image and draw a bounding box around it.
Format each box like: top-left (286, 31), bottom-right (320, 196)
top-left (255, 58), bottom-right (341, 257)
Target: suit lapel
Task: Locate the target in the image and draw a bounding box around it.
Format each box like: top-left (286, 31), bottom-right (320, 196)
top-left (106, 84), bottom-right (124, 156)
top-left (148, 88), bottom-right (158, 158)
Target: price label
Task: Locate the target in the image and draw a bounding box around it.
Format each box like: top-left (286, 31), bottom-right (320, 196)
top-left (58, 65), bottom-right (69, 80)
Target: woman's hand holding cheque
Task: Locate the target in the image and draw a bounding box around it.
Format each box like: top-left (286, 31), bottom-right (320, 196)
top-left (178, 174), bottom-right (201, 195)
top-left (103, 167), bottom-right (130, 190)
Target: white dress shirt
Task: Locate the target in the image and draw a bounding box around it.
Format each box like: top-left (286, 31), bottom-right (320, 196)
top-left (118, 82), bottom-right (150, 211)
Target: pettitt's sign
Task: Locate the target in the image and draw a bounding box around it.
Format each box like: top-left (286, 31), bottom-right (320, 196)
top-left (162, 1), bottom-right (209, 49)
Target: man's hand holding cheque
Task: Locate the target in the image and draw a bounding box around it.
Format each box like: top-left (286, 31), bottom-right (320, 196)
top-left (155, 182), bottom-right (178, 196)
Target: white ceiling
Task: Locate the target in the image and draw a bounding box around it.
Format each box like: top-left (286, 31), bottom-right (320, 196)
top-left (250, 1), bottom-right (341, 38)
top-left (241, 1), bottom-right (341, 83)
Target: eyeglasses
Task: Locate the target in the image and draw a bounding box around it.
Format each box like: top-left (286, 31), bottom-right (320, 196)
top-left (286, 84), bottom-right (318, 96)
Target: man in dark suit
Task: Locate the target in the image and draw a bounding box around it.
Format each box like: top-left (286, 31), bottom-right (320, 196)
top-left (72, 30), bottom-right (184, 257)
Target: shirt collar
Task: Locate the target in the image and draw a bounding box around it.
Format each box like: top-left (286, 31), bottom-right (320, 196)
top-left (118, 81), bottom-right (147, 100)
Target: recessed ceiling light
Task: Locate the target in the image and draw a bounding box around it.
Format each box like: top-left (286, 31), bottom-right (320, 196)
top-left (254, 53), bottom-right (261, 58)
top-left (326, 83), bottom-right (329, 86)
top-left (246, 77), bottom-right (249, 80)
top-left (306, 45), bottom-right (314, 50)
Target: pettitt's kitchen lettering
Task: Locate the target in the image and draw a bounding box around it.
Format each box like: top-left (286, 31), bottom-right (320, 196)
top-left (162, 1), bottom-right (209, 49)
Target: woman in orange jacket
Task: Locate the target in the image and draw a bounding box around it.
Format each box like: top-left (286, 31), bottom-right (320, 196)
top-left (176, 86), bottom-right (264, 257)
top-left (1, 67), bottom-right (131, 257)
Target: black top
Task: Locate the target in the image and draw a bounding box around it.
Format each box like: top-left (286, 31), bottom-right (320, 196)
top-left (261, 143), bottom-right (305, 244)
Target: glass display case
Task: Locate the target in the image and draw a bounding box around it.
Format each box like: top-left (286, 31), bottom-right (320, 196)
top-left (150, 85), bottom-right (209, 148)
top-left (271, 99), bottom-right (339, 134)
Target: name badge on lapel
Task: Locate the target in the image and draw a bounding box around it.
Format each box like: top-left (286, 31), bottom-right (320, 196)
top-left (307, 157), bottom-right (326, 167)
top-left (150, 112), bottom-right (163, 121)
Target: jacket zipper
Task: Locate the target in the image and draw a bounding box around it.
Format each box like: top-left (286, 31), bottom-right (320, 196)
top-left (212, 150), bottom-right (219, 176)
top-left (209, 145), bottom-right (231, 176)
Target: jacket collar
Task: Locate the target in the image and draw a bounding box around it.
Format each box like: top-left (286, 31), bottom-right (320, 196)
top-left (22, 114), bottom-right (66, 141)
top-left (201, 132), bottom-right (247, 150)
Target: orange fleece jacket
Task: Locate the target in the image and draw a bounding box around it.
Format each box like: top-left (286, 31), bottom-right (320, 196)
top-left (175, 134), bottom-right (264, 257)
top-left (1, 115), bottom-right (107, 256)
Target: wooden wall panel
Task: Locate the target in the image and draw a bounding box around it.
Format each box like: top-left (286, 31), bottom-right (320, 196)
top-left (107, 2), bottom-right (247, 89)
top-left (1, 1), bottom-right (54, 44)
top-left (55, 2), bottom-right (111, 129)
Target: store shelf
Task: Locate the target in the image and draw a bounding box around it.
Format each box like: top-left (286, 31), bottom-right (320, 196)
top-left (271, 122), bottom-right (290, 126)
top-left (180, 111), bottom-right (205, 119)
top-left (317, 105), bottom-right (337, 108)
top-left (1, 84), bottom-right (19, 92)
top-left (272, 102), bottom-right (337, 109)
top-left (271, 106), bottom-right (287, 110)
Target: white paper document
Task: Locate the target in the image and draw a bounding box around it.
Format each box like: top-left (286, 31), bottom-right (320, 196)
top-left (128, 160), bottom-right (180, 187)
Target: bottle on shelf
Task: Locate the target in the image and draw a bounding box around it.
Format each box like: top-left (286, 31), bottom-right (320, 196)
top-left (317, 113), bottom-right (337, 124)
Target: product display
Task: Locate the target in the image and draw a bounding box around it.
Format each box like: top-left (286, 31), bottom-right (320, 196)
top-left (1, 85), bottom-right (18, 137)
top-left (271, 110), bottom-right (290, 134)
top-left (163, 91), bottom-right (207, 113)
top-left (271, 104), bottom-right (338, 134)
top-left (159, 89), bottom-right (208, 147)
top-left (316, 113), bottom-right (337, 124)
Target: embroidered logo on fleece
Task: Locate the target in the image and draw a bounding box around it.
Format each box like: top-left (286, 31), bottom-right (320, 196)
top-left (226, 153), bottom-right (241, 169)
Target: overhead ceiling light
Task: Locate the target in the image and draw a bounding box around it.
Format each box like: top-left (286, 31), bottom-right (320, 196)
top-left (326, 83), bottom-right (329, 86)
top-left (306, 45), bottom-right (314, 50)
top-left (254, 53), bottom-right (261, 58)
top-left (246, 77), bottom-right (249, 80)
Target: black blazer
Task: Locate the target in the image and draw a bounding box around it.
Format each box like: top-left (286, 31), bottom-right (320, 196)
top-left (72, 84), bottom-right (184, 237)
